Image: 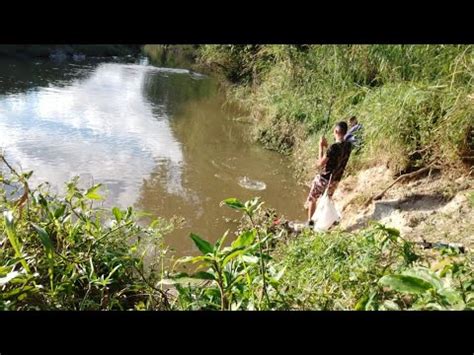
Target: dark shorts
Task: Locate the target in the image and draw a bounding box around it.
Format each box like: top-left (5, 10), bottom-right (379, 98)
top-left (305, 175), bottom-right (338, 205)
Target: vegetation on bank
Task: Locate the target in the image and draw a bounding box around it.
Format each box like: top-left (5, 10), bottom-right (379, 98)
top-left (2, 45), bottom-right (473, 310)
top-left (0, 156), bottom-right (173, 310)
top-left (195, 45), bottom-right (473, 180)
top-left (1, 156), bottom-right (472, 310)
top-left (142, 45), bottom-right (201, 70)
top-left (166, 197), bottom-right (473, 310)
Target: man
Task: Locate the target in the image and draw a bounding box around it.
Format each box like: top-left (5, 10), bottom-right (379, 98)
top-left (305, 121), bottom-right (352, 224)
top-left (344, 116), bottom-right (363, 148)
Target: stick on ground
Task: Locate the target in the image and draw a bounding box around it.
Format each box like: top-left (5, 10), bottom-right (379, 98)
top-left (363, 164), bottom-right (436, 207)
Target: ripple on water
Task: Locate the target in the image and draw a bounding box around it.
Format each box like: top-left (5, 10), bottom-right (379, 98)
top-left (238, 176), bottom-right (266, 191)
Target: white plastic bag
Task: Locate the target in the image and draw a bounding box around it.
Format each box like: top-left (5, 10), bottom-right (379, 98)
top-left (311, 189), bottom-right (341, 232)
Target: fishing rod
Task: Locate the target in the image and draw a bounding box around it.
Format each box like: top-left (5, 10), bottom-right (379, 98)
top-left (322, 95), bottom-right (336, 137)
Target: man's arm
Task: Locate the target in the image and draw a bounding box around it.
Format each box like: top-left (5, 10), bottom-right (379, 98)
top-left (316, 136), bottom-right (329, 167)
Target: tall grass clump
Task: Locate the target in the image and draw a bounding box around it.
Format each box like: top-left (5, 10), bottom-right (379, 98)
top-left (198, 45), bottom-right (474, 179)
top-left (277, 223), bottom-right (474, 310)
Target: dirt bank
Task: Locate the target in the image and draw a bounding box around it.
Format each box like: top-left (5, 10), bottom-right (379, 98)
top-left (332, 166), bottom-right (474, 250)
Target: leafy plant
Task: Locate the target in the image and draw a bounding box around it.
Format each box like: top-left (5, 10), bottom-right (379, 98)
top-left (165, 197), bottom-right (288, 310)
top-left (0, 155), bottom-right (174, 310)
top-left (2, 154), bottom-right (472, 311)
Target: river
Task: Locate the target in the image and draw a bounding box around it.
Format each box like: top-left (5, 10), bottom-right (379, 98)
top-left (0, 55), bottom-right (306, 257)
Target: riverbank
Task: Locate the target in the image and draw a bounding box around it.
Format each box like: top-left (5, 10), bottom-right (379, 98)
top-left (2, 157), bottom-right (472, 310)
top-left (190, 44), bottom-right (474, 242)
top-left (333, 165), bottom-right (474, 248)
top-left (158, 45), bottom-right (474, 310)
top-left (1, 45), bottom-right (473, 310)
top-left (195, 45), bottom-right (473, 183)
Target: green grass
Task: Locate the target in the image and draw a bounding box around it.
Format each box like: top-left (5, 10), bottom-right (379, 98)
top-left (468, 191), bottom-right (474, 208)
top-left (166, 198), bottom-right (473, 310)
top-left (1, 159), bottom-right (472, 310)
top-left (197, 45), bottom-right (474, 179)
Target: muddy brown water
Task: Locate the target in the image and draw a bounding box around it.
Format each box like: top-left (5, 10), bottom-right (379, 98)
top-left (0, 56), bottom-right (307, 257)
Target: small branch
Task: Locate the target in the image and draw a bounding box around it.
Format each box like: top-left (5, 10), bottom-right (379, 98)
top-left (0, 154), bottom-right (22, 179)
top-left (1, 154), bottom-right (30, 217)
top-left (213, 260), bottom-right (228, 311)
top-left (364, 163), bottom-right (436, 207)
top-left (84, 221), bottom-right (134, 257)
top-left (92, 221), bottom-right (134, 247)
top-left (133, 264), bottom-right (171, 310)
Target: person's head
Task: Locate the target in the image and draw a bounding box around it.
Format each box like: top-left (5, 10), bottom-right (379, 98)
top-left (334, 121), bottom-right (348, 141)
top-left (348, 116), bottom-right (358, 127)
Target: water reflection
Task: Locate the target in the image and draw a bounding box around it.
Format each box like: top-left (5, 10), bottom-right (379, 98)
top-left (0, 60), bottom-right (187, 207)
top-left (136, 94), bottom-right (306, 255)
top-left (0, 58), bottom-right (305, 256)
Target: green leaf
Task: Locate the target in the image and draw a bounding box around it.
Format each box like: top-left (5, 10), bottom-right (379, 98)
top-left (379, 274), bottom-right (434, 294)
top-left (3, 211), bottom-right (30, 273)
top-left (373, 222), bottom-right (400, 237)
top-left (104, 264), bottom-right (122, 282)
top-left (222, 248), bottom-right (247, 266)
top-left (273, 266), bottom-right (286, 282)
top-left (466, 293), bottom-right (474, 304)
top-left (365, 291), bottom-right (378, 310)
top-left (192, 271), bottom-right (216, 281)
top-left (125, 207), bottom-right (133, 219)
top-left (158, 277), bottom-right (206, 287)
top-left (112, 207), bottom-right (122, 223)
top-left (156, 278), bottom-right (177, 286)
top-left (190, 233), bottom-right (214, 255)
top-left (215, 230), bottom-right (229, 252)
top-left (437, 288), bottom-right (463, 306)
top-left (402, 267), bottom-right (442, 291)
top-left (231, 230), bottom-right (256, 249)
top-left (2, 285), bottom-right (36, 299)
top-left (53, 204), bottom-right (66, 219)
top-left (244, 198), bottom-right (264, 215)
top-left (242, 255), bottom-right (259, 264)
top-left (220, 198), bottom-right (245, 210)
top-left (355, 295), bottom-right (369, 310)
top-left (0, 271), bottom-right (22, 286)
top-left (23, 170), bottom-right (34, 180)
top-left (176, 256), bottom-right (198, 264)
top-left (383, 226), bottom-right (400, 237)
top-left (176, 255), bottom-right (213, 264)
top-left (85, 184), bottom-right (103, 200)
top-left (31, 223), bottom-right (54, 259)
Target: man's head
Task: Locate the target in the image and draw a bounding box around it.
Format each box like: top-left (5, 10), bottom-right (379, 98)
top-left (334, 121), bottom-right (348, 141)
top-left (349, 116), bottom-right (358, 127)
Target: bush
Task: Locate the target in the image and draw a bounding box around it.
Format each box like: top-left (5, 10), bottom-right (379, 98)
top-left (165, 197), bottom-right (474, 310)
top-left (0, 156), bottom-right (173, 310)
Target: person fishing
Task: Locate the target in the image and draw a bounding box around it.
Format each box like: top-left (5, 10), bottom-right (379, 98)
top-left (305, 121), bottom-right (352, 225)
top-left (344, 116), bottom-right (363, 149)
